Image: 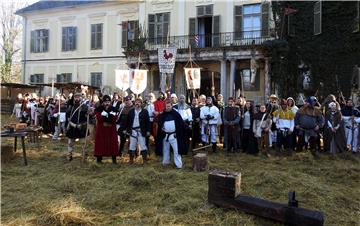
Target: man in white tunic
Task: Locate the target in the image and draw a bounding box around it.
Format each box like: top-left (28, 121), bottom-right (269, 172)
top-left (200, 97), bottom-right (220, 153)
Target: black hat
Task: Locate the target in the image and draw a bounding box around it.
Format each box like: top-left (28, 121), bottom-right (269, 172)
top-left (102, 95), bottom-right (111, 102)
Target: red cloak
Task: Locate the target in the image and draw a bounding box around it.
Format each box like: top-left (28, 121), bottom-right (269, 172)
top-left (94, 112), bottom-right (119, 157)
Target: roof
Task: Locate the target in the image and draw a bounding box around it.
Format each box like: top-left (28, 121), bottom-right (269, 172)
top-left (16, 0), bottom-right (104, 15)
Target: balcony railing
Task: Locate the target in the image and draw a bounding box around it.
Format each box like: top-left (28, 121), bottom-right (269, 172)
top-left (126, 30), bottom-right (274, 52)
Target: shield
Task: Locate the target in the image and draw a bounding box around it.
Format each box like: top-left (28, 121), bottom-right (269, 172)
top-left (115, 69), bottom-right (130, 90)
top-left (130, 69), bottom-right (147, 94)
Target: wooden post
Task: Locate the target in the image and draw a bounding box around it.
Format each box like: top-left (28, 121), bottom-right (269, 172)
top-left (192, 153), bottom-right (208, 172)
top-left (208, 169), bottom-right (324, 226)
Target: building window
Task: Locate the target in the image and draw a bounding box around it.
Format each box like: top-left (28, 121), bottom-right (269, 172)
top-left (30, 29), bottom-right (49, 53)
top-left (197, 5), bottom-right (213, 17)
top-left (243, 4), bottom-right (261, 38)
top-left (314, 1), bottom-right (321, 35)
top-left (121, 20), bottom-right (139, 47)
top-left (90, 72), bottom-right (102, 87)
top-left (30, 74), bottom-right (44, 84)
top-left (91, 23), bottom-right (103, 50)
top-left (152, 70), bottom-right (160, 91)
top-left (62, 26), bottom-right (77, 51)
top-left (148, 13), bottom-right (170, 45)
top-left (57, 73), bottom-right (72, 83)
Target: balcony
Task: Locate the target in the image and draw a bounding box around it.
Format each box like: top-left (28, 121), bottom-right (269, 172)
top-left (125, 30), bottom-right (275, 53)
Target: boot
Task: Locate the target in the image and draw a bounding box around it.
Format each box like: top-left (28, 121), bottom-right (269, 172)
top-left (67, 153), bottom-right (73, 161)
top-left (202, 142), bottom-right (207, 147)
top-left (112, 156), bottom-right (117, 164)
top-left (141, 151), bottom-right (148, 165)
top-left (96, 156), bottom-right (103, 164)
top-left (212, 143), bottom-right (217, 153)
top-left (129, 153), bottom-right (135, 164)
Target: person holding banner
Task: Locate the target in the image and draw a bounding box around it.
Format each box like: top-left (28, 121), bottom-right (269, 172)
top-left (200, 97), bottom-right (220, 153)
top-left (156, 99), bottom-right (186, 169)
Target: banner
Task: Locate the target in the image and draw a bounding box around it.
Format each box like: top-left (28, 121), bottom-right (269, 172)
top-left (158, 47), bottom-right (177, 73)
top-left (115, 69), bottom-right (130, 90)
top-left (130, 69), bottom-right (147, 94)
top-left (184, 68), bottom-right (201, 89)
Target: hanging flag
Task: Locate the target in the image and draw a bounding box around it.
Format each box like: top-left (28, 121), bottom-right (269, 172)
top-left (158, 47), bottom-right (177, 74)
top-left (115, 69), bottom-right (130, 90)
top-left (194, 35), bottom-right (200, 47)
top-left (130, 69), bottom-right (147, 94)
top-left (284, 7), bottom-right (297, 16)
top-left (184, 68), bottom-right (201, 89)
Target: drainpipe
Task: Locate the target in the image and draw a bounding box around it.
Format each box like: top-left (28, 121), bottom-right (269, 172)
top-left (22, 16), bottom-right (27, 84)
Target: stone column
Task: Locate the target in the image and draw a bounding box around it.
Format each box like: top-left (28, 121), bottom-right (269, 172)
top-left (220, 60), bottom-right (227, 99)
top-left (264, 57), bottom-right (271, 102)
top-left (230, 60), bottom-right (235, 98)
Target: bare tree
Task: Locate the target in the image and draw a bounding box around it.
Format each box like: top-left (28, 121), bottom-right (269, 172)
top-left (0, 0), bottom-right (26, 83)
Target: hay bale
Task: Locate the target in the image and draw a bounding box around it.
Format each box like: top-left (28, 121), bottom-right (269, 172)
top-left (1, 145), bottom-right (15, 163)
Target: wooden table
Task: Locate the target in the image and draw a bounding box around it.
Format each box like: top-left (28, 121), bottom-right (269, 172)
top-left (1, 131), bottom-right (30, 165)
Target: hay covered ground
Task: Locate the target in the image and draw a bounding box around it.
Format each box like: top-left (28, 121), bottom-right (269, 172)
top-left (1, 115), bottom-right (359, 226)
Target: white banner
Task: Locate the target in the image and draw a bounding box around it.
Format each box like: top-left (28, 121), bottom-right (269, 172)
top-left (130, 69), bottom-right (147, 94)
top-left (158, 47), bottom-right (177, 73)
top-left (184, 68), bottom-right (201, 89)
top-left (115, 69), bottom-right (130, 90)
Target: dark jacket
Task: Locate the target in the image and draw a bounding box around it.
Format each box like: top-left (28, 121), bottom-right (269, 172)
top-left (126, 108), bottom-right (151, 137)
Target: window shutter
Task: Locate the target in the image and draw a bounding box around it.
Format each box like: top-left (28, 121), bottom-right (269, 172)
top-left (44, 29), bottom-right (49, 52)
top-left (197, 6), bottom-right (204, 17)
top-left (98, 24), bottom-right (103, 49)
top-left (353, 1), bottom-right (360, 32)
top-left (30, 31), bottom-right (35, 52)
top-left (67, 73), bottom-right (72, 82)
top-left (234, 6), bottom-right (243, 39)
top-left (30, 74), bottom-right (34, 83)
top-left (212, 15), bottom-right (220, 47)
top-left (121, 21), bottom-right (128, 47)
top-left (261, 2), bottom-right (270, 37)
top-left (134, 20), bottom-right (139, 39)
top-left (62, 27), bottom-right (66, 51)
top-left (163, 13), bottom-right (170, 43)
top-left (148, 14), bottom-right (155, 44)
top-left (314, 1), bottom-right (321, 35)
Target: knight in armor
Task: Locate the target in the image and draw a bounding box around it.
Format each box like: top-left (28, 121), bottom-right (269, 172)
top-left (223, 97), bottom-right (240, 153)
top-left (126, 98), bottom-right (151, 164)
top-left (173, 94), bottom-right (192, 154)
top-left (190, 97), bottom-right (201, 149)
top-left (272, 99), bottom-right (295, 156)
top-left (341, 99), bottom-right (360, 153)
top-left (295, 96), bottom-right (325, 157)
top-left (65, 93), bottom-right (89, 161)
top-left (94, 95), bottom-right (119, 163)
top-left (323, 102), bottom-right (346, 154)
top-left (200, 97), bottom-right (220, 153)
top-left (156, 99), bottom-right (186, 168)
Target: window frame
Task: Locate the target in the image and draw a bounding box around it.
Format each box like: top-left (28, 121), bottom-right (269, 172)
top-left (31, 29), bottom-right (49, 53)
top-left (56, 73), bottom-right (72, 83)
top-left (90, 72), bottom-right (102, 88)
top-left (242, 4), bottom-right (262, 39)
top-left (30, 74), bottom-right (44, 84)
top-left (148, 12), bottom-right (170, 45)
top-left (62, 26), bottom-right (77, 52)
top-left (91, 23), bottom-right (103, 50)
top-left (314, 1), bottom-right (322, 35)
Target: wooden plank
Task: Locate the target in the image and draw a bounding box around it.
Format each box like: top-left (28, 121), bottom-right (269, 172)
top-left (193, 153), bottom-right (208, 172)
top-left (208, 170), bottom-right (324, 226)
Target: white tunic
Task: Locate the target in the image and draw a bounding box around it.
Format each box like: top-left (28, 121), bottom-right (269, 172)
top-left (200, 105), bottom-right (220, 125)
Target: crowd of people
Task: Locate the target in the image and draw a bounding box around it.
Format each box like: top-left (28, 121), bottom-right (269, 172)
top-left (12, 90), bottom-right (360, 168)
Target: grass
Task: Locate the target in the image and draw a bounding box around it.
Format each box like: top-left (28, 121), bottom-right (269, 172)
top-left (1, 114), bottom-right (360, 226)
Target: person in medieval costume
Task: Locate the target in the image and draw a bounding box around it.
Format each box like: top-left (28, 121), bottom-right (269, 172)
top-left (126, 98), bottom-right (151, 164)
top-left (199, 94), bottom-right (207, 108)
top-left (155, 99), bottom-right (186, 168)
top-left (65, 93), bottom-right (89, 161)
top-left (53, 97), bottom-right (67, 140)
top-left (287, 97), bottom-right (299, 151)
top-left (341, 99), bottom-right (360, 153)
top-left (116, 96), bottom-right (134, 156)
top-left (190, 97), bottom-right (201, 149)
top-left (153, 92), bottom-right (166, 138)
top-left (111, 92), bottom-right (122, 112)
top-left (94, 95), bottom-right (119, 164)
top-left (223, 97), bottom-right (240, 153)
top-left (200, 97), bottom-right (220, 153)
top-left (241, 100), bottom-right (258, 154)
top-left (145, 93), bottom-right (156, 153)
top-left (323, 102), bottom-right (347, 154)
top-left (253, 104), bottom-right (272, 157)
top-left (273, 99), bottom-right (295, 156)
top-left (215, 94), bottom-right (225, 145)
top-left (170, 93), bottom-right (178, 105)
top-left (173, 94), bottom-right (192, 154)
top-left (295, 96), bottom-right (325, 157)
top-left (266, 94), bottom-right (279, 147)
